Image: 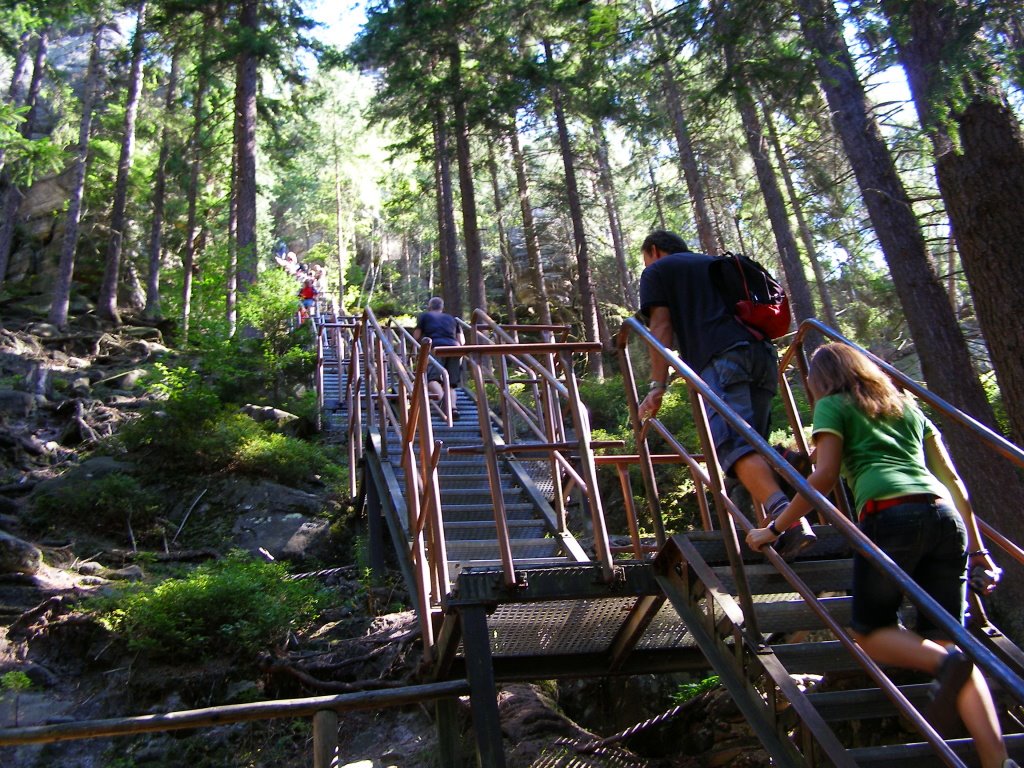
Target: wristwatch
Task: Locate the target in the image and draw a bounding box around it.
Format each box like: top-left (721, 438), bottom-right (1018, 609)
top-left (648, 380), bottom-right (667, 393)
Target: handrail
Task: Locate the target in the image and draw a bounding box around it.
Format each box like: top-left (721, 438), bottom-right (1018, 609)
top-left (0, 679), bottom-right (470, 768)
top-left (352, 309), bottom-right (445, 658)
top-left (616, 315), bottom-right (765, 643)
top-left (616, 314), bottom-right (1024, 767)
top-left (779, 318), bottom-right (1024, 565)
top-left (468, 309), bottom-right (615, 582)
top-left (315, 318), bottom-right (361, 495)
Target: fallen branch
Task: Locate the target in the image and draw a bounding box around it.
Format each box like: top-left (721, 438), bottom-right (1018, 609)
top-left (172, 489), bottom-right (207, 545)
top-left (262, 659), bottom-right (407, 693)
top-left (112, 548), bottom-right (221, 563)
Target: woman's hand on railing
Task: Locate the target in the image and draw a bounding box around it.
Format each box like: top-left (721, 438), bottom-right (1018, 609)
top-left (969, 551), bottom-right (1002, 595)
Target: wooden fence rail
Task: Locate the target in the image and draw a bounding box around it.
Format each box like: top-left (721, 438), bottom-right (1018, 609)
top-left (0, 679), bottom-right (471, 767)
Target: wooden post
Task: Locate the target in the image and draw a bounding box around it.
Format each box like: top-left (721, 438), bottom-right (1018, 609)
top-left (312, 709), bottom-right (338, 768)
top-left (435, 698), bottom-right (461, 767)
top-left (366, 477), bottom-right (386, 584)
top-left (460, 606), bottom-right (505, 768)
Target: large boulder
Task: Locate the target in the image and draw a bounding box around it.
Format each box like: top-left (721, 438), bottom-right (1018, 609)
top-left (0, 529), bottom-right (42, 575)
top-left (209, 477), bottom-right (328, 561)
top-left (0, 390), bottom-right (37, 418)
top-left (239, 404), bottom-right (300, 436)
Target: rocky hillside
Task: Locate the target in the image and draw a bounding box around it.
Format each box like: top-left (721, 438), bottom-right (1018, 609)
top-left (0, 297), bottom-right (769, 768)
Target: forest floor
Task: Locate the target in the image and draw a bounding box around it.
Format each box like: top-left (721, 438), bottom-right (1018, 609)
top-left (0, 296), bottom-right (765, 768)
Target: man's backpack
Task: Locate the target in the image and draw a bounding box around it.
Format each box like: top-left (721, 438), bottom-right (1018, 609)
top-left (711, 252), bottom-right (792, 340)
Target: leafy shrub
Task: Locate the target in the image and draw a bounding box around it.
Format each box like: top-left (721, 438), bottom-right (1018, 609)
top-left (578, 375), bottom-right (630, 432)
top-left (232, 432), bottom-right (343, 487)
top-left (100, 553), bottom-right (332, 662)
top-left (31, 473), bottom-right (162, 544)
top-left (671, 675), bottom-right (720, 704)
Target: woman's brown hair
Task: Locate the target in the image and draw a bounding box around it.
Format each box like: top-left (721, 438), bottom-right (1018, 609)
top-left (807, 343), bottom-right (906, 418)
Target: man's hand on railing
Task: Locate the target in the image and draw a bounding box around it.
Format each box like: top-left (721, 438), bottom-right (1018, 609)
top-left (638, 387), bottom-right (664, 421)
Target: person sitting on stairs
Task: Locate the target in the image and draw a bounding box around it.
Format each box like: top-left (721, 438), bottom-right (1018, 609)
top-left (746, 343), bottom-right (1013, 768)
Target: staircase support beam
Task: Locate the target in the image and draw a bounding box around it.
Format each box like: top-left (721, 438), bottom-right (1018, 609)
top-left (461, 605), bottom-right (507, 768)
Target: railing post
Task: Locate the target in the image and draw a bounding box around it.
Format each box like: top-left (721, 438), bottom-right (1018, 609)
top-left (365, 470), bottom-right (386, 584)
top-left (311, 709), bottom-right (338, 768)
top-left (616, 333), bottom-right (667, 545)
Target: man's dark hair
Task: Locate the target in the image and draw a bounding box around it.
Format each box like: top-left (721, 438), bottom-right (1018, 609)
top-left (641, 230), bottom-right (689, 256)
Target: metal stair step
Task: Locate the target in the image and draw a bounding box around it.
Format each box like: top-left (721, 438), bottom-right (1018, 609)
top-left (445, 538), bottom-right (563, 560)
top-left (439, 494), bottom-right (527, 506)
top-left (449, 556), bottom-right (573, 575)
top-left (846, 731), bottom-right (1024, 767)
top-left (437, 503), bottom-right (538, 519)
top-left (444, 520), bottom-right (547, 540)
top-left (803, 683), bottom-right (933, 721)
top-left (752, 595), bottom-right (852, 634)
top-left (771, 640), bottom-right (866, 674)
top-left (712, 558), bottom-right (853, 595)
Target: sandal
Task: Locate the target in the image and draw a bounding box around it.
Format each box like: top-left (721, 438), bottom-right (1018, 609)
top-left (924, 649), bottom-right (973, 736)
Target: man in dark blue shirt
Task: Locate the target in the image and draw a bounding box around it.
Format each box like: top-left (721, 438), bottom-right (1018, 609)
top-left (413, 297), bottom-right (464, 419)
top-left (637, 230), bottom-right (814, 559)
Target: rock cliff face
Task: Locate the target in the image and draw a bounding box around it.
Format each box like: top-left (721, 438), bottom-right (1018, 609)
top-left (4, 19), bottom-right (131, 288)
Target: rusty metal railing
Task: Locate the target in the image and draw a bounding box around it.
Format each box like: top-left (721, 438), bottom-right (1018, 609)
top-left (354, 309), bottom-right (447, 660)
top-left (316, 317), bottom-right (360, 495)
top-left (616, 314), bottom-right (1024, 767)
top-left (432, 309), bottom-right (611, 585)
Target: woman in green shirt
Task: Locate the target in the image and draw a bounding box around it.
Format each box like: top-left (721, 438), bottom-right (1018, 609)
top-left (746, 343), bottom-right (1012, 768)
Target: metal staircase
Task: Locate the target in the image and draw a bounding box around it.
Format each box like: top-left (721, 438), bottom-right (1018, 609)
top-left (318, 310), bottom-right (1024, 768)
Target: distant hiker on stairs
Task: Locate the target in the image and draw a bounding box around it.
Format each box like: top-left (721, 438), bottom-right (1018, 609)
top-left (413, 296), bottom-right (464, 420)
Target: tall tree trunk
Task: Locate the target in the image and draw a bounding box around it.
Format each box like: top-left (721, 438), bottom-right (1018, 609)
top-left (227, 131), bottom-right (238, 335)
top-left (123, 260), bottom-right (145, 312)
top-left (98, 0), bottom-right (147, 324)
top-left (881, 0), bottom-right (1024, 449)
top-left (760, 96), bottom-right (838, 327)
top-left (0, 31), bottom-right (31, 175)
top-left (509, 125), bottom-right (551, 326)
top-left (795, 0), bottom-right (1024, 561)
top-left (333, 122), bottom-right (347, 311)
top-left (182, 38), bottom-right (209, 340)
top-left (644, 0), bottom-right (718, 254)
top-left (432, 111), bottom-right (462, 317)
top-left (143, 53), bottom-right (178, 321)
top-left (591, 119), bottom-right (634, 311)
top-left (234, 0), bottom-right (259, 293)
top-left (719, 28), bottom-right (818, 338)
top-left (4, 31), bottom-right (30, 98)
top-left (449, 44), bottom-right (486, 316)
top-left (486, 141), bottom-right (517, 324)
top-left (0, 26), bottom-right (48, 285)
top-left (543, 38), bottom-right (602, 378)
top-left (642, 147), bottom-right (668, 231)
top-left (49, 23), bottom-right (103, 328)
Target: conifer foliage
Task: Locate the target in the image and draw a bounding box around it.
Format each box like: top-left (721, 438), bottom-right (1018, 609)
top-left (1, 0), bottom-right (1023, 539)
